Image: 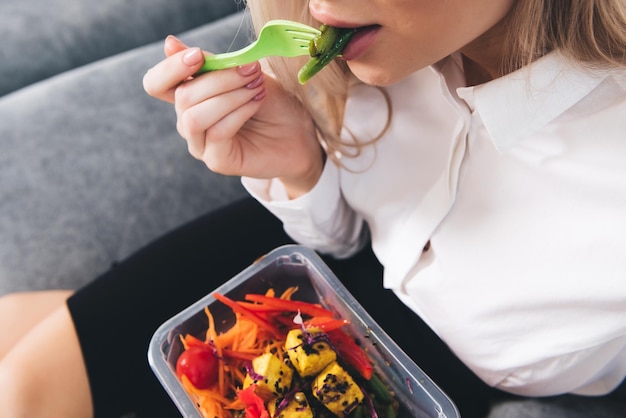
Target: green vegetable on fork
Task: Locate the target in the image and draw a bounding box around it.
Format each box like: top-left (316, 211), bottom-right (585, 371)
top-left (298, 24), bottom-right (357, 84)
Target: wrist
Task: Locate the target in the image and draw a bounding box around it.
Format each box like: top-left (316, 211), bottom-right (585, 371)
top-left (279, 152), bottom-right (326, 199)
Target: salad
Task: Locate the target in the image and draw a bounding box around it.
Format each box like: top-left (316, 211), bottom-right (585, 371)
top-left (173, 286), bottom-right (400, 418)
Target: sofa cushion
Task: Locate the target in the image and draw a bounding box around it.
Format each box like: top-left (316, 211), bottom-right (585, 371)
top-left (0, 12), bottom-right (251, 295)
top-left (0, 0), bottom-right (243, 96)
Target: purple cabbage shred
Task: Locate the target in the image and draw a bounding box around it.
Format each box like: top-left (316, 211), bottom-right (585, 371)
top-left (244, 361), bottom-right (265, 382)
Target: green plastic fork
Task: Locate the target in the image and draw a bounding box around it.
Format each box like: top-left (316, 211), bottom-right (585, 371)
top-left (197, 20), bottom-right (321, 74)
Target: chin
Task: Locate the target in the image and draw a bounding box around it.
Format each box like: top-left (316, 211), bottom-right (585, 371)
top-left (346, 61), bottom-right (404, 87)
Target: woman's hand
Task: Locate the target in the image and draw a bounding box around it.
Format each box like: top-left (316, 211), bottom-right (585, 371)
top-left (143, 36), bottom-right (324, 198)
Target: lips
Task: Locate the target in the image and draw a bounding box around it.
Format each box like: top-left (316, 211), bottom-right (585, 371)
top-left (307, 4), bottom-right (381, 61)
top-left (339, 25), bottom-right (381, 61)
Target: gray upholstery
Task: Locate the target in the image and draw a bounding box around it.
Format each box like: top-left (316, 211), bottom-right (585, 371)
top-left (0, 0), bottom-right (242, 96)
top-left (0, 3), bottom-right (250, 295)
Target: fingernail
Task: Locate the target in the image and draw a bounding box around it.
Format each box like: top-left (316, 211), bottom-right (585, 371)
top-left (246, 74), bottom-right (264, 89)
top-left (183, 48), bottom-right (203, 66)
top-left (252, 89), bottom-right (267, 101)
top-left (238, 62), bottom-right (259, 76)
top-left (166, 34), bottom-right (182, 43)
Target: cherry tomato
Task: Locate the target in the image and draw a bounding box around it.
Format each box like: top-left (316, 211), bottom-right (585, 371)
top-left (175, 346), bottom-right (219, 389)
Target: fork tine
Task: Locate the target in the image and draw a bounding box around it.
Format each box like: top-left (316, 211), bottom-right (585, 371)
top-left (285, 29), bottom-right (319, 39)
top-left (289, 36), bottom-right (315, 45)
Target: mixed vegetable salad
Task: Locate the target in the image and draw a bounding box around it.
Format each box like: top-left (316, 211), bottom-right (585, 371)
top-left (173, 286), bottom-right (400, 418)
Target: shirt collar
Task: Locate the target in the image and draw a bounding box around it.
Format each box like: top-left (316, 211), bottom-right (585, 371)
top-left (455, 52), bottom-right (611, 152)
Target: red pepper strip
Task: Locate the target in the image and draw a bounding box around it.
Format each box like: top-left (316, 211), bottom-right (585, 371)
top-left (235, 301), bottom-right (284, 313)
top-left (183, 334), bottom-right (211, 349)
top-left (238, 385), bottom-right (270, 418)
top-left (327, 329), bottom-right (374, 380)
top-left (244, 294), bottom-right (334, 318)
top-left (304, 316), bottom-right (350, 332)
top-left (270, 313), bottom-right (300, 330)
top-left (213, 293), bottom-right (282, 339)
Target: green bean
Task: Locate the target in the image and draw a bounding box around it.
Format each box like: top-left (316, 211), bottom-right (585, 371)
top-left (367, 373), bottom-right (394, 404)
top-left (383, 402), bottom-right (397, 418)
top-left (308, 25), bottom-right (337, 57)
top-left (298, 25), bottom-right (356, 84)
top-left (351, 404), bottom-right (367, 418)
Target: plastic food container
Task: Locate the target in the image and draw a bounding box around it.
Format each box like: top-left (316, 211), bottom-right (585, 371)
top-left (148, 244), bottom-right (460, 418)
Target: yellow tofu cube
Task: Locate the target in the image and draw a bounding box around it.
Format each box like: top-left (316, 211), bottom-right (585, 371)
top-left (267, 392), bottom-right (314, 418)
top-left (285, 329), bottom-right (336, 377)
top-left (312, 362), bottom-right (364, 418)
top-left (243, 353), bottom-right (293, 400)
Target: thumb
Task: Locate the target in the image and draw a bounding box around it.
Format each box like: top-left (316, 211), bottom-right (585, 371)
top-left (164, 35), bottom-right (189, 57)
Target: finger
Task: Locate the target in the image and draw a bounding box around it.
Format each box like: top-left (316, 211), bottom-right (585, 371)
top-left (143, 47), bottom-right (205, 103)
top-left (201, 99), bottom-right (266, 175)
top-left (164, 35), bottom-right (189, 57)
top-left (173, 62), bottom-right (262, 112)
top-left (178, 82), bottom-right (266, 160)
top-left (180, 85), bottom-right (265, 159)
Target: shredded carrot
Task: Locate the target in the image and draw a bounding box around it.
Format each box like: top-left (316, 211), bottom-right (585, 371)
top-left (204, 306), bottom-right (227, 396)
top-left (279, 286), bottom-right (299, 299)
top-left (231, 366), bottom-right (247, 387)
top-left (217, 318), bottom-right (258, 349)
top-left (174, 286), bottom-right (357, 418)
top-left (181, 375), bottom-right (232, 418)
top-left (176, 305), bottom-right (286, 416)
top-left (214, 293), bottom-right (282, 338)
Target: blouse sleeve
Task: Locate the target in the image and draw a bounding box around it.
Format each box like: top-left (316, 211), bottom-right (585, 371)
top-left (241, 160), bottom-right (368, 258)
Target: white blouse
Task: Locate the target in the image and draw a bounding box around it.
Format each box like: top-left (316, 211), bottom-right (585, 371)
top-left (243, 52), bottom-right (626, 397)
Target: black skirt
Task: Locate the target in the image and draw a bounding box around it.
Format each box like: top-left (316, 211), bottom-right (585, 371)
top-left (67, 197), bottom-right (501, 418)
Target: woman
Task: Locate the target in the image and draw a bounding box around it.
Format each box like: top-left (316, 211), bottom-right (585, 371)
top-left (1, 1), bottom-right (625, 417)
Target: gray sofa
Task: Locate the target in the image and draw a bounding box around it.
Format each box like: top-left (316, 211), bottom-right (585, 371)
top-left (0, 0), bottom-right (250, 295)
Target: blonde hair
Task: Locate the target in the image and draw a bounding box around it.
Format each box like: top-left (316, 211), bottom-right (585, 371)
top-left (246, 1), bottom-right (362, 164)
top-left (246, 0), bottom-right (626, 161)
top-left (503, 0), bottom-right (626, 73)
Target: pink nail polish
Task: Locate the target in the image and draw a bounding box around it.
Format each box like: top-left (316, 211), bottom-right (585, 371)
top-left (252, 89), bottom-right (267, 101)
top-left (246, 75), bottom-right (264, 89)
top-left (166, 34), bottom-right (182, 44)
top-left (238, 62), bottom-right (259, 76)
top-left (183, 48), bottom-right (203, 66)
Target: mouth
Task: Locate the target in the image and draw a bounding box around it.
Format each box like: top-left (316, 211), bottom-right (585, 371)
top-left (339, 25), bottom-right (381, 61)
top-left (308, 5), bottom-right (381, 61)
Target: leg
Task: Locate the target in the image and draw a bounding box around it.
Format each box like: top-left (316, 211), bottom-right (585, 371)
top-left (0, 290), bottom-right (72, 359)
top-left (0, 197), bottom-right (291, 418)
top-left (0, 303), bottom-right (92, 418)
top-left (66, 197), bottom-right (294, 417)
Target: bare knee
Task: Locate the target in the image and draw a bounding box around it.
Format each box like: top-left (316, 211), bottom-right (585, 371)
top-left (0, 304), bottom-right (92, 418)
top-left (0, 290), bottom-right (73, 359)
top-left (0, 355), bottom-right (47, 418)
top-left (0, 292), bottom-right (28, 313)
